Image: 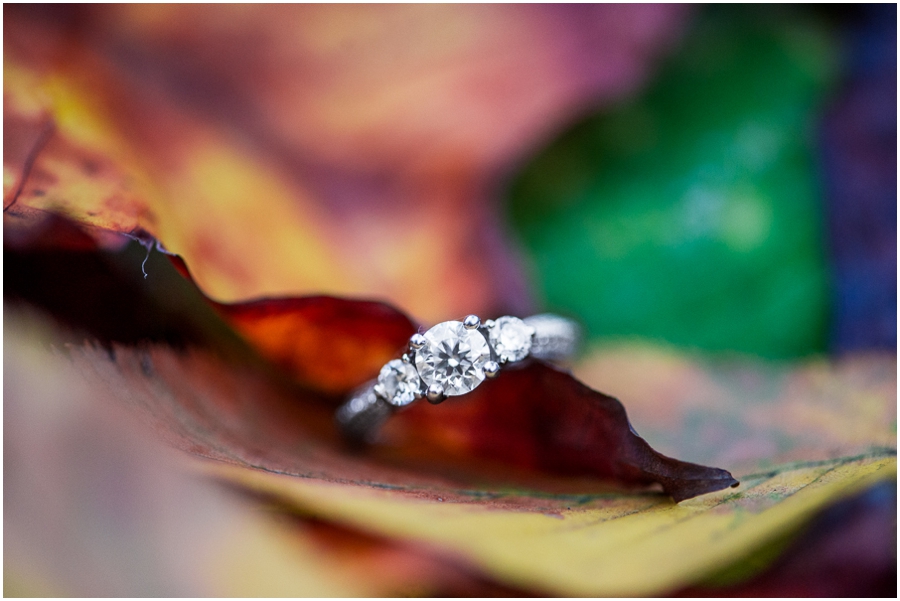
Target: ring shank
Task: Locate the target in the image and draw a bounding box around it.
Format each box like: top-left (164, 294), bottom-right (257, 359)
top-left (335, 385), bottom-right (393, 444)
top-left (524, 313), bottom-right (580, 361)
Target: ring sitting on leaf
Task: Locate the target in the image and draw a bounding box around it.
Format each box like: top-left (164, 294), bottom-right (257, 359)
top-left (336, 313), bottom-right (579, 443)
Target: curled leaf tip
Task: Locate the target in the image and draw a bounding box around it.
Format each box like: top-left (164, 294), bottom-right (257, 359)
top-left (389, 360), bottom-right (737, 502)
top-left (7, 214), bottom-right (736, 502)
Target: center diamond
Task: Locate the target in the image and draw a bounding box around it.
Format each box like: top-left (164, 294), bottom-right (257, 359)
top-left (414, 320), bottom-right (490, 396)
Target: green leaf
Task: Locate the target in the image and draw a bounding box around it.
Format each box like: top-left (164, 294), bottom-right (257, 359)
top-left (507, 6), bottom-right (838, 358)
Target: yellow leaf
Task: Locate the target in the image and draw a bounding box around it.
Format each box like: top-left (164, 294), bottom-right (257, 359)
top-left (195, 344), bottom-right (895, 595)
top-left (202, 453), bottom-right (895, 596)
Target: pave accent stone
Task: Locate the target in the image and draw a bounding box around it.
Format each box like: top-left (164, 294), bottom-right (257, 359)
top-left (414, 321), bottom-right (490, 396)
top-left (489, 316), bottom-right (535, 363)
top-left (374, 359), bottom-right (420, 406)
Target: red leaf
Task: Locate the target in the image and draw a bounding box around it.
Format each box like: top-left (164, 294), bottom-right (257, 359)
top-left (387, 361), bottom-right (738, 502)
top-left (172, 255), bottom-right (417, 393)
top-left (6, 216), bottom-right (737, 501)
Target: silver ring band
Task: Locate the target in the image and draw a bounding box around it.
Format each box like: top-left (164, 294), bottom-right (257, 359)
top-left (336, 313), bottom-right (579, 443)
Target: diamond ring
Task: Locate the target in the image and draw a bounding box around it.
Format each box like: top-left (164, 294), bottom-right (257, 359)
top-left (336, 313), bottom-right (579, 443)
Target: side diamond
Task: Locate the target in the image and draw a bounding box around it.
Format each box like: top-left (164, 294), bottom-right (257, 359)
top-left (488, 316), bottom-right (535, 363)
top-left (374, 359), bottom-right (421, 406)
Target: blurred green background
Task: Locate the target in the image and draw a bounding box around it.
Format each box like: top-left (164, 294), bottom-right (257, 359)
top-left (507, 6), bottom-right (848, 359)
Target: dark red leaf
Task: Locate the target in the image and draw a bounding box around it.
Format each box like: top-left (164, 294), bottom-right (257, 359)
top-left (5, 215), bottom-right (737, 501)
top-left (387, 361), bottom-right (738, 502)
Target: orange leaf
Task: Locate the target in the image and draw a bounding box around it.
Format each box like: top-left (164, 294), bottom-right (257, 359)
top-left (4, 4), bottom-right (688, 322)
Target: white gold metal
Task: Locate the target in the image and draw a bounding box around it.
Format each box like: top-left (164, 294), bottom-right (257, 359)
top-left (409, 333), bottom-right (426, 350)
top-left (425, 383), bottom-right (445, 404)
top-left (483, 360), bottom-right (500, 378)
top-left (463, 314), bottom-right (481, 329)
top-left (524, 314), bottom-right (581, 361)
top-left (337, 312), bottom-right (579, 442)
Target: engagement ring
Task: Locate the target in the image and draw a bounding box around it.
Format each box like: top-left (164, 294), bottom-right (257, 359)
top-left (336, 313), bottom-right (579, 443)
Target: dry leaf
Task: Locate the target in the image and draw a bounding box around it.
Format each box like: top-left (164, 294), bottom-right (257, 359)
top-left (3, 4), bottom-right (688, 321)
top-left (6, 219), bottom-right (737, 501)
top-left (4, 5), bottom-right (894, 596)
top-left (5, 234), bottom-right (894, 595)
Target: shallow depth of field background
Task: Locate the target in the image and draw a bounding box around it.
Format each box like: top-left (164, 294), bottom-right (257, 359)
top-left (4, 4), bottom-right (896, 597)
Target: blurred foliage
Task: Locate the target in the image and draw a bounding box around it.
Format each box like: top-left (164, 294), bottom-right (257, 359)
top-left (821, 4), bottom-right (897, 353)
top-left (3, 4), bottom-right (895, 596)
top-left (2, 4), bottom-right (690, 324)
top-left (217, 453), bottom-right (895, 596)
top-left (508, 6), bottom-right (837, 358)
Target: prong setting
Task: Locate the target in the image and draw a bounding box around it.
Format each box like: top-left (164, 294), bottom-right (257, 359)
top-left (409, 333), bottom-right (426, 350)
top-left (483, 361), bottom-right (500, 378)
top-left (338, 313), bottom-right (580, 443)
top-left (425, 383), bottom-right (445, 404)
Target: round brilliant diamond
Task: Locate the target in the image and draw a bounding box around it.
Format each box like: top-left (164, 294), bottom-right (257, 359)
top-left (414, 321), bottom-right (490, 396)
top-left (374, 359), bottom-right (420, 406)
top-left (489, 316), bottom-right (535, 363)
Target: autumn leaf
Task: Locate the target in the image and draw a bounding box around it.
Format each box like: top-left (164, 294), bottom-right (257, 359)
top-left (206, 453), bottom-right (894, 597)
top-left (5, 312), bottom-right (532, 597)
top-left (5, 296), bottom-right (895, 596)
top-left (6, 205), bottom-right (895, 595)
top-left (172, 256), bottom-right (419, 394)
top-left (3, 4), bottom-right (689, 322)
top-left (4, 4), bottom-right (895, 597)
top-left (5, 219), bottom-right (738, 502)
